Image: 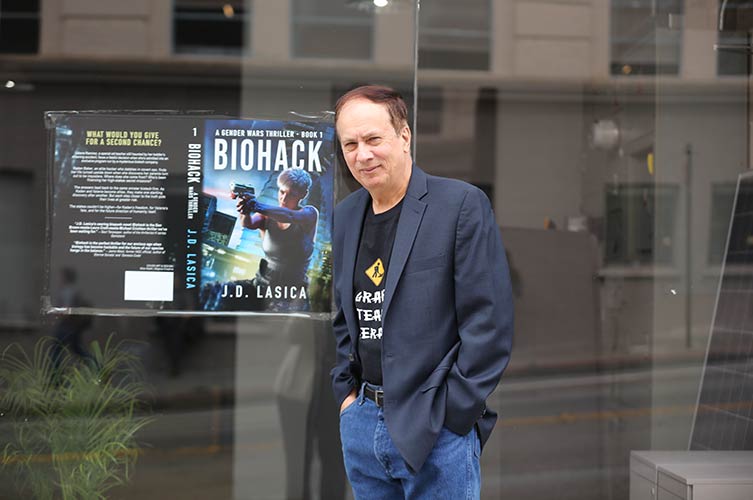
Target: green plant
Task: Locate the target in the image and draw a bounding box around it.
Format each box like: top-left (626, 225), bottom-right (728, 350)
top-left (0, 335), bottom-right (152, 499)
top-left (308, 245), bottom-right (333, 312)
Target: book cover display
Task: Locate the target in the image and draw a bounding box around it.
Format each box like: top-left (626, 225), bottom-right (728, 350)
top-left (46, 112), bottom-right (335, 314)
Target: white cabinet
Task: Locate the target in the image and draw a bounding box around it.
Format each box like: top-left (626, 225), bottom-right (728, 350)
top-left (630, 451), bottom-right (753, 500)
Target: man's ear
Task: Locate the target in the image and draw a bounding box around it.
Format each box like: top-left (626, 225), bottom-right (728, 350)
top-left (400, 124), bottom-right (411, 153)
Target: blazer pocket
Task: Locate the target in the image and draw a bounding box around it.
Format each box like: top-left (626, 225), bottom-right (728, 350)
top-left (404, 253), bottom-right (447, 275)
top-left (420, 365), bottom-right (451, 392)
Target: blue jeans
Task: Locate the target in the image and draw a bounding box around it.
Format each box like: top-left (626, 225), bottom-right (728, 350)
top-left (339, 384), bottom-right (480, 500)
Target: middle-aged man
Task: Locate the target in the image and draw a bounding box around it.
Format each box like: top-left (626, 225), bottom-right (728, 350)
top-left (330, 84), bottom-right (514, 499)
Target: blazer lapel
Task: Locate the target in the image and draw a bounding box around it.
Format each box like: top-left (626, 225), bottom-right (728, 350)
top-left (342, 189), bottom-right (370, 346)
top-left (382, 166), bottom-right (428, 320)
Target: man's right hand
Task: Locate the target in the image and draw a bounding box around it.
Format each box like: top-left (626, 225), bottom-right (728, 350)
top-left (340, 389), bottom-right (357, 415)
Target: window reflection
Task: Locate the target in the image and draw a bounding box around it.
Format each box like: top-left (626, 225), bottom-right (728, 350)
top-left (174, 0), bottom-right (247, 55)
top-left (0, 0), bottom-right (752, 498)
top-left (0, 0), bottom-right (39, 54)
top-left (292, 0), bottom-right (374, 59)
top-left (610, 0), bottom-right (683, 76)
top-left (418, 0), bottom-right (490, 70)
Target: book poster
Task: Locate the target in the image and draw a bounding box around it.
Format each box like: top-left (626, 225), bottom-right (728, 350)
top-left (47, 112), bottom-right (334, 314)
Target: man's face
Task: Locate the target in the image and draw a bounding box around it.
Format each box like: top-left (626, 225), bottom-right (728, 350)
top-left (337, 98), bottom-right (411, 196)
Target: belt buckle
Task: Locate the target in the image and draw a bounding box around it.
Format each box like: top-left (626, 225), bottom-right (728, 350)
top-left (374, 388), bottom-right (384, 407)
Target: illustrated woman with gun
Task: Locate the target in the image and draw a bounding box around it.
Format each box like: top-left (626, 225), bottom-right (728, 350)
top-left (231, 168), bottom-right (319, 311)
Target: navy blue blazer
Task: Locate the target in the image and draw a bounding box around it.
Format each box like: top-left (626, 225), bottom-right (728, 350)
top-left (331, 165), bottom-right (514, 472)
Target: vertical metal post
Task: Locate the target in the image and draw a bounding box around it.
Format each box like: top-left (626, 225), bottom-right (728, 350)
top-left (412, 0), bottom-right (420, 160)
top-left (685, 143), bottom-right (692, 348)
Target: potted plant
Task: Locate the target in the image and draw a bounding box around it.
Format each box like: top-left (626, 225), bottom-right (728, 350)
top-left (1, 335), bottom-right (152, 499)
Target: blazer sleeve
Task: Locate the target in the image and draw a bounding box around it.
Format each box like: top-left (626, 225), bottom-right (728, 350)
top-left (444, 187), bottom-right (514, 433)
top-left (330, 285), bottom-right (357, 407)
top-left (329, 209), bottom-right (358, 408)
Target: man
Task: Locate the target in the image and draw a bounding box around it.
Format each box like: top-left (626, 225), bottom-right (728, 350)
top-left (331, 85), bottom-right (513, 499)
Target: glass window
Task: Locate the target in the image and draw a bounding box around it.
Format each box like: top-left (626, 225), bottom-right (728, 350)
top-left (710, 180), bottom-right (753, 264)
top-left (4, 1), bottom-right (753, 499)
top-left (610, 0), bottom-right (683, 76)
top-left (717, 32), bottom-right (750, 75)
top-left (292, 0), bottom-right (373, 59)
top-left (0, 0), bottom-right (39, 54)
top-left (418, 0), bottom-right (490, 70)
top-left (416, 86), bottom-right (442, 135)
top-left (174, 0), bottom-right (247, 55)
top-left (708, 183), bottom-right (737, 263)
top-left (716, 0), bottom-right (753, 75)
top-left (605, 183), bottom-right (679, 265)
top-left (0, 170), bottom-right (36, 324)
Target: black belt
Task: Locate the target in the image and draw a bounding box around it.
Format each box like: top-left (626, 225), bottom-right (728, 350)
top-left (363, 385), bottom-right (384, 407)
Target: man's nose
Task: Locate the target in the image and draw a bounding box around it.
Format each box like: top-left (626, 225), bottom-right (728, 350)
top-left (355, 143), bottom-right (373, 162)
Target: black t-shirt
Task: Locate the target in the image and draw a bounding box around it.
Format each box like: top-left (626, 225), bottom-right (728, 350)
top-left (354, 200), bottom-right (402, 385)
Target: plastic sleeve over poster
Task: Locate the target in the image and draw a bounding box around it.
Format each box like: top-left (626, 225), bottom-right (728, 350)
top-left (44, 111), bottom-right (335, 315)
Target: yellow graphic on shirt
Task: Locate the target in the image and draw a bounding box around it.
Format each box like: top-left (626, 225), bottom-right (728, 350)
top-left (366, 258), bottom-right (386, 287)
